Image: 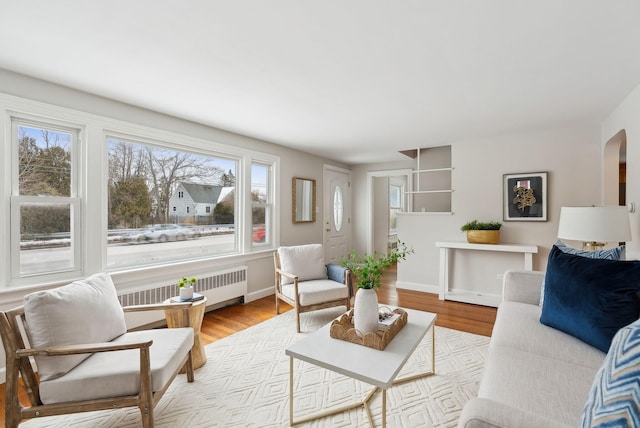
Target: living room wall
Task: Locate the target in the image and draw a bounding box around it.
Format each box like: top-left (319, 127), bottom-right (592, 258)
top-left (351, 122), bottom-right (603, 296)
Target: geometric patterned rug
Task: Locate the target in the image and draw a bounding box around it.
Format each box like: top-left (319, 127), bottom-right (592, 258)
top-left (23, 307), bottom-right (489, 428)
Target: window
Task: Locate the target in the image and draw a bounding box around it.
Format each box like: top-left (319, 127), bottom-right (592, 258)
top-left (389, 184), bottom-right (402, 232)
top-left (106, 137), bottom-right (240, 269)
top-left (1, 95), bottom-right (278, 288)
top-left (11, 119), bottom-right (81, 279)
top-left (333, 185), bottom-right (343, 232)
top-left (251, 163), bottom-right (271, 245)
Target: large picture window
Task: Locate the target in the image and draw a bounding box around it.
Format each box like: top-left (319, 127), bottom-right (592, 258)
top-left (2, 97), bottom-right (278, 289)
top-left (106, 137), bottom-right (239, 269)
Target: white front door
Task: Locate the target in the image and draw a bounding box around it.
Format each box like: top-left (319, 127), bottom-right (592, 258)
top-left (323, 165), bottom-right (351, 264)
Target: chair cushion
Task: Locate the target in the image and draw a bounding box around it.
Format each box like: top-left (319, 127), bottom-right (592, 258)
top-left (24, 273), bottom-right (127, 381)
top-left (281, 279), bottom-right (349, 306)
top-left (39, 328), bottom-right (194, 404)
top-left (540, 246), bottom-right (640, 353)
top-left (278, 244), bottom-right (327, 285)
top-left (581, 318), bottom-right (640, 427)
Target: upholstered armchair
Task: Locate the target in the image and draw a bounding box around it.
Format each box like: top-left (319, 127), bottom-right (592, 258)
top-left (274, 244), bottom-right (353, 332)
top-left (0, 273), bottom-right (195, 428)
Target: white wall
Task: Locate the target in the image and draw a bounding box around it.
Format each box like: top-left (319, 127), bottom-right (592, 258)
top-left (352, 123), bottom-right (603, 293)
top-left (602, 82), bottom-right (640, 259)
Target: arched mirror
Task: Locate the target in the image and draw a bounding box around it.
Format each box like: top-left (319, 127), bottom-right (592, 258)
top-left (292, 177), bottom-right (316, 223)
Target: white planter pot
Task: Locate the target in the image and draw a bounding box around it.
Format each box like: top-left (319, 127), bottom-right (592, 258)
top-left (179, 286), bottom-right (194, 300)
top-left (354, 288), bottom-right (379, 336)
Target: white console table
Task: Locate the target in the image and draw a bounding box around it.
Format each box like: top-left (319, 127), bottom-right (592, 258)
top-left (435, 241), bottom-right (538, 307)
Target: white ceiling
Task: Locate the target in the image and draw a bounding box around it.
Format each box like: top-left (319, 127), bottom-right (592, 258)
top-left (2, 1), bottom-right (640, 164)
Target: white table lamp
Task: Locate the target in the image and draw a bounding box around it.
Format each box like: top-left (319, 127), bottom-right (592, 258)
top-left (557, 206), bottom-right (631, 250)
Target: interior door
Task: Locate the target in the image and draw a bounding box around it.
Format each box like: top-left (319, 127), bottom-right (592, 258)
top-left (323, 166), bottom-right (351, 264)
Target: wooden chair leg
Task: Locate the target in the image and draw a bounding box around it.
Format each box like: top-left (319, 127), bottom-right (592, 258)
top-left (275, 294), bottom-right (280, 314)
top-left (4, 360), bottom-right (21, 428)
top-left (185, 351), bottom-right (194, 382)
top-left (295, 308), bottom-right (301, 333)
top-left (139, 347), bottom-right (154, 428)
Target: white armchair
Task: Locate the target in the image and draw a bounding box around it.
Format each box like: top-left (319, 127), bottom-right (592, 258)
top-left (0, 273), bottom-right (195, 428)
top-left (274, 244), bottom-right (353, 332)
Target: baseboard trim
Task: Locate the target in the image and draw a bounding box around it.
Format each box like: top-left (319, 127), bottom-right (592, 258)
top-left (246, 286), bottom-right (274, 303)
top-left (395, 281), bottom-right (439, 295)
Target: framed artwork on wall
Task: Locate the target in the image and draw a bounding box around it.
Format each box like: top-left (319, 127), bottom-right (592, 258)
top-left (503, 172), bottom-right (547, 221)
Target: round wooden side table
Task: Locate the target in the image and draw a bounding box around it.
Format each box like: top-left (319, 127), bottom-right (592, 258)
top-left (164, 297), bottom-right (207, 370)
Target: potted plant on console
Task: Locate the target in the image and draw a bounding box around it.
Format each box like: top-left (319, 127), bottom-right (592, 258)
top-left (341, 241), bottom-right (414, 335)
top-left (177, 276), bottom-right (197, 300)
top-left (461, 220), bottom-right (502, 245)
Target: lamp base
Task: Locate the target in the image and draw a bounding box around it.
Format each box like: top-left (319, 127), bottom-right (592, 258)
top-left (582, 241), bottom-right (605, 251)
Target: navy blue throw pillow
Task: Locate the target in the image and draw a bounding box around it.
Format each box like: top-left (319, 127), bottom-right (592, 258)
top-left (540, 246), bottom-right (640, 353)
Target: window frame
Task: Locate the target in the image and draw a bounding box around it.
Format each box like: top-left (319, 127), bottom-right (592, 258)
top-left (9, 114), bottom-right (84, 285)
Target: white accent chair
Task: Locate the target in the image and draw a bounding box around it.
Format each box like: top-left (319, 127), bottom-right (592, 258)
top-left (0, 273), bottom-right (195, 428)
top-left (274, 244), bottom-right (353, 332)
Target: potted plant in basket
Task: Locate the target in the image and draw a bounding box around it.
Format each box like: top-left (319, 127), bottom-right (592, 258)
top-left (341, 240), bottom-right (414, 335)
top-left (460, 220), bottom-right (502, 244)
top-left (177, 276), bottom-right (197, 300)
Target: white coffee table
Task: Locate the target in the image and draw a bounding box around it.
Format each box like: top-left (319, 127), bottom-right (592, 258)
top-left (285, 307), bottom-right (437, 427)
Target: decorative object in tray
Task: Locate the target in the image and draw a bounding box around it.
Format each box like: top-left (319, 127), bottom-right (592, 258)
top-left (329, 307), bottom-right (408, 350)
top-left (341, 240), bottom-right (414, 335)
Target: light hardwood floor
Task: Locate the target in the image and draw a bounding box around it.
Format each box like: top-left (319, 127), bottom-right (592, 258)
top-left (1, 265), bottom-right (497, 423)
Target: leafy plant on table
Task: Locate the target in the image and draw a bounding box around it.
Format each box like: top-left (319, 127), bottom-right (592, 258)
top-left (177, 276), bottom-right (197, 291)
top-left (341, 240), bottom-right (414, 289)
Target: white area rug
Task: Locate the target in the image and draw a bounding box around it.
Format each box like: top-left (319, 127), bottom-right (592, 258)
top-left (23, 307), bottom-right (489, 428)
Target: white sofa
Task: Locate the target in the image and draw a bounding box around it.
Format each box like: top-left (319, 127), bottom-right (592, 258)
top-left (457, 270), bottom-right (606, 428)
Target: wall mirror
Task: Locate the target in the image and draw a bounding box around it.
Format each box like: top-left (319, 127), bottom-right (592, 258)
top-left (292, 177), bottom-right (316, 223)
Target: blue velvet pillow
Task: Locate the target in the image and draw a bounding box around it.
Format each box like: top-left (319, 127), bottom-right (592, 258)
top-left (540, 246), bottom-right (640, 353)
top-left (540, 240), bottom-right (626, 306)
top-left (581, 318), bottom-right (640, 427)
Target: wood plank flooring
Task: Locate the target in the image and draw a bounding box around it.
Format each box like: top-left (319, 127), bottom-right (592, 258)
top-left (1, 265), bottom-right (496, 423)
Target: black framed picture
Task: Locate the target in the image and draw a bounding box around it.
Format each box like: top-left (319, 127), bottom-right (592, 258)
top-left (503, 172), bottom-right (547, 221)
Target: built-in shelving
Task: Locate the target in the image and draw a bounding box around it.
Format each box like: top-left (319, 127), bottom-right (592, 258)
top-left (402, 147), bottom-right (452, 212)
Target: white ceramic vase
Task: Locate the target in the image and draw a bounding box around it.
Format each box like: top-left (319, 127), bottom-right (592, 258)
top-left (354, 288), bottom-right (379, 335)
top-left (179, 286), bottom-right (194, 300)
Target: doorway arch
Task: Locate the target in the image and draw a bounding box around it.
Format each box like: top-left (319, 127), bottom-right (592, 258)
top-left (603, 129), bottom-right (627, 207)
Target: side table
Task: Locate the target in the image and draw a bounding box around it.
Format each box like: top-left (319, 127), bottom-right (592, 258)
top-left (164, 297), bottom-right (207, 370)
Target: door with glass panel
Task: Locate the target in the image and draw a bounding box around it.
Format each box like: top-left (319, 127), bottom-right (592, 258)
top-left (323, 166), bottom-right (351, 264)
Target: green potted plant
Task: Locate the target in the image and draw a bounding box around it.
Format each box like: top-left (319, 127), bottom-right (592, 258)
top-left (341, 240), bottom-right (414, 334)
top-left (460, 220), bottom-right (502, 244)
top-left (177, 276), bottom-right (197, 300)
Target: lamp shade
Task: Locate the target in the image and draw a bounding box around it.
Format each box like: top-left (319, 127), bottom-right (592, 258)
top-left (557, 206), bottom-right (632, 243)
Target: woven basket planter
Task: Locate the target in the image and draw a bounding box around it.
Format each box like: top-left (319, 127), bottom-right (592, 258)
top-left (466, 230), bottom-right (500, 245)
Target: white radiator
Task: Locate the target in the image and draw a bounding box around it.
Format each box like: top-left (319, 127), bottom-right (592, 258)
top-left (119, 266), bottom-right (248, 328)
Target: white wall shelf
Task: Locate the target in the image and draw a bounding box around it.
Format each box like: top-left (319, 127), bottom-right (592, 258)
top-left (435, 241), bottom-right (539, 307)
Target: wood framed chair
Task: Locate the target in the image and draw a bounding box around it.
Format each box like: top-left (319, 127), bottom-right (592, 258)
top-left (274, 244), bottom-right (353, 332)
top-left (0, 273), bottom-right (195, 428)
